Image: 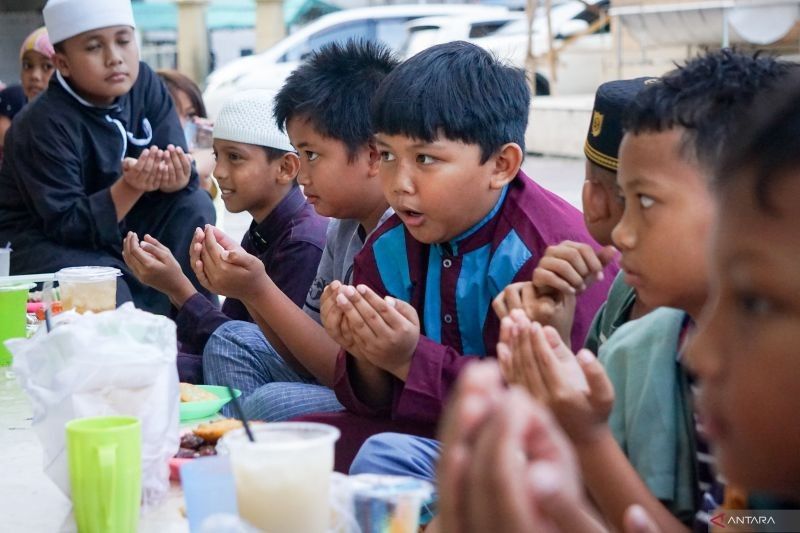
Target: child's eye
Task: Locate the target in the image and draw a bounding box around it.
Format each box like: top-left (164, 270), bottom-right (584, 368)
top-left (416, 154), bottom-right (435, 165)
top-left (638, 194), bottom-right (655, 208)
top-left (43, 62), bottom-right (54, 72)
top-left (305, 151), bottom-right (319, 162)
top-left (380, 151), bottom-right (395, 162)
top-left (212, 151), bottom-right (218, 161)
top-left (737, 293), bottom-right (775, 317)
top-left (228, 152), bottom-right (242, 162)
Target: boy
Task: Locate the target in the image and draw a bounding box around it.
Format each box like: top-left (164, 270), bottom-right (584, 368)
top-left (122, 89), bottom-right (327, 383)
top-left (439, 72), bottom-right (800, 533)
top-left (196, 40), bottom-right (398, 421)
top-left (0, 0), bottom-right (214, 315)
top-left (492, 78), bottom-right (653, 351)
top-left (496, 50), bottom-right (790, 531)
top-left (321, 41), bottom-right (613, 480)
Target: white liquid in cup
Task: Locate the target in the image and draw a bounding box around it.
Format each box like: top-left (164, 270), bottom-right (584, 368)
top-left (224, 423), bottom-right (340, 533)
top-left (56, 266), bottom-right (121, 313)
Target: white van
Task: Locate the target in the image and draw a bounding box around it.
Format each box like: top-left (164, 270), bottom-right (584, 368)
top-left (203, 4), bottom-right (511, 118)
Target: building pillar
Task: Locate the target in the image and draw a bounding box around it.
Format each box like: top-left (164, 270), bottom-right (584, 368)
top-left (176, 0), bottom-right (209, 83)
top-left (255, 0), bottom-right (285, 53)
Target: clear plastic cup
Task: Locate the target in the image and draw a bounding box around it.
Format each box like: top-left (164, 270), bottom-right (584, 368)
top-left (222, 422), bottom-right (340, 533)
top-left (56, 266), bottom-right (121, 313)
top-left (0, 247), bottom-right (10, 277)
top-left (347, 474), bottom-right (434, 533)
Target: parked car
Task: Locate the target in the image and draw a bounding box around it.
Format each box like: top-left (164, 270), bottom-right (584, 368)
top-left (401, 12), bottom-right (525, 58)
top-left (469, 0), bottom-right (611, 94)
top-left (203, 4), bottom-right (512, 118)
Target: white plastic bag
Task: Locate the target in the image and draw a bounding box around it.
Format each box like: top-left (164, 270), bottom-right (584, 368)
top-left (8, 303), bottom-right (179, 507)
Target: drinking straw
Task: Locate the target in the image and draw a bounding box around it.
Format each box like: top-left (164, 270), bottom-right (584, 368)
top-left (227, 384), bottom-right (255, 442)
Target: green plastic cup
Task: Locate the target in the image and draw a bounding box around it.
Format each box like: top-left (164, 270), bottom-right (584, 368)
top-left (0, 283), bottom-right (34, 366)
top-left (66, 416), bottom-right (142, 533)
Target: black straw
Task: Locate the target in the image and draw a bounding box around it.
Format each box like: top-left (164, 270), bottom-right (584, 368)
top-left (227, 384), bottom-right (255, 442)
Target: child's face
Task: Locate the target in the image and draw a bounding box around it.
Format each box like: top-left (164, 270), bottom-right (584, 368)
top-left (20, 50), bottom-right (54, 101)
top-left (376, 133), bottom-right (510, 244)
top-left (286, 116), bottom-right (384, 223)
top-left (54, 26), bottom-right (139, 106)
top-left (212, 139), bottom-right (293, 222)
top-left (686, 172), bottom-right (800, 499)
top-left (612, 129), bottom-right (714, 317)
top-left (582, 160), bottom-right (623, 247)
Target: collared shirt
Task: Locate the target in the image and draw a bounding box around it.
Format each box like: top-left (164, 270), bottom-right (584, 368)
top-left (175, 184), bottom-right (328, 354)
top-left (333, 171), bottom-right (617, 427)
top-left (0, 62), bottom-right (193, 252)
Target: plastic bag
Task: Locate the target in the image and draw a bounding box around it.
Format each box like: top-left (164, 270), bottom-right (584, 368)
top-left (8, 303), bottom-right (179, 507)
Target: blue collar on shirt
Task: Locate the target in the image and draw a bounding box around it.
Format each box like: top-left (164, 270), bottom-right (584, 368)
top-left (433, 184), bottom-right (509, 257)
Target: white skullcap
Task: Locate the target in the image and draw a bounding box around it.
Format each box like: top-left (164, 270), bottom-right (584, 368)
top-left (44, 0), bottom-right (136, 45)
top-left (214, 90), bottom-right (294, 152)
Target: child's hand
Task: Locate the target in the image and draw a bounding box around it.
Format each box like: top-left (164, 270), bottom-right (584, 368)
top-left (503, 309), bottom-right (615, 446)
top-left (438, 361), bottom-right (594, 533)
top-left (492, 281), bottom-right (536, 319)
top-left (159, 145), bottom-right (193, 193)
top-left (321, 281), bottom-right (356, 352)
top-left (122, 232), bottom-right (196, 307)
top-left (533, 241), bottom-right (616, 297)
top-left (121, 147), bottom-right (167, 192)
top-left (197, 225), bottom-right (267, 301)
top-left (333, 284), bottom-right (420, 379)
top-left (493, 282), bottom-right (576, 345)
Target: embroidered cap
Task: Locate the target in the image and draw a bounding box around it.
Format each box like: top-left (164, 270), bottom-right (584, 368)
top-left (584, 77), bottom-right (657, 172)
top-left (214, 90), bottom-right (294, 152)
top-left (43, 0), bottom-right (136, 45)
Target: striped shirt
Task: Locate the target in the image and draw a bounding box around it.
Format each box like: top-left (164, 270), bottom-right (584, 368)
top-left (333, 171), bottom-right (616, 427)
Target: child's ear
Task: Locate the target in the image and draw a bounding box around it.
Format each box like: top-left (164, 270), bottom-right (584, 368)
top-left (52, 52), bottom-right (70, 77)
top-left (276, 152), bottom-right (301, 185)
top-left (366, 139), bottom-right (381, 178)
top-left (582, 179), bottom-right (612, 225)
top-left (488, 143), bottom-right (523, 190)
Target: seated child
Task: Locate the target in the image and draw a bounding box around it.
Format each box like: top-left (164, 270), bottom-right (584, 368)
top-left (0, 27), bottom-right (55, 164)
top-left (197, 40), bottom-right (398, 421)
top-left (321, 41), bottom-right (614, 482)
top-left (122, 89), bottom-right (327, 383)
top-left (0, 0), bottom-right (215, 315)
top-left (493, 78), bottom-right (654, 351)
top-left (496, 50), bottom-right (790, 531)
top-left (438, 71), bottom-right (800, 533)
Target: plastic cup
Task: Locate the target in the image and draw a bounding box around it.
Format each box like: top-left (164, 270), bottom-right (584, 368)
top-left (0, 247), bottom-right (10, 276)
top-left (56, 266), bottom-right (121, 313)
top-left (347, 474), bottom-right (434, 533)
top-left (0, 282), bottom-right (34, 366)
top-left (223, 422), bottom-right (340, 533)
top-left (66, 416), bottom-right (142, 533)
top-left (180, 455), bottom-right (238, 532)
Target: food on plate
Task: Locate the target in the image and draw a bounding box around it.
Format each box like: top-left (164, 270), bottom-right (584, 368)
top-left (193, 418), bottom-right (243, 444)
top-left (180, 382), bottom-right (219, 403)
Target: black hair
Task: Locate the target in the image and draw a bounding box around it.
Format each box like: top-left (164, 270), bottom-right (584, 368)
top-left (371, 41), bottom-right (530, 163)
top-left (273, 39), bottom-right (398, 161)
top-left (262, 146), bottom-right (290, 163)
top-left (623, 49), bottom-right (792, 172)
top-left (717, 73), bottom-right (800, 212)
top-left (157, 69), bottom-right (207, 119)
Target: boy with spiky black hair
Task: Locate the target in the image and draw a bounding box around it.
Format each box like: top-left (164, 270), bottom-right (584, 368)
top-left (197, 40), bottom-right (398, 421)
top-left (320, 41), bottom-right (614, 489)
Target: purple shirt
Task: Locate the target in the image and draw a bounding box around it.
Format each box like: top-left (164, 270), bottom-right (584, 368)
top-left (176, 185), bottom-right (328, 354)
top-left (333, 171), bottom-right (618, 428)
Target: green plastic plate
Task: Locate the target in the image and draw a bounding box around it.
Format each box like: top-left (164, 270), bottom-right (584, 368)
top-left (179, 385), bottom-right (241, 422)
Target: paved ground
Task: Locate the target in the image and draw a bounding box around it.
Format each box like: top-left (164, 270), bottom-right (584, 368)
top-left (222, 154), bottom-right (586, 243)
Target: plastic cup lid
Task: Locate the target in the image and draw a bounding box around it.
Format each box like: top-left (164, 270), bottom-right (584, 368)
top-left (56, 266), bottom-right (122, 282)
top-left (0, 282), bottom-right (36, 292)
